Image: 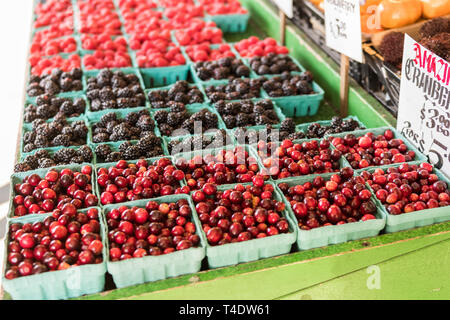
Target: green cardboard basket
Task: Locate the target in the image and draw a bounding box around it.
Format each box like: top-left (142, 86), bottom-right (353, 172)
top-left (200, 181), bottom-right (297, 269)
top-left (324, 126), bottom-right (428, 173)
top-left (276, 172), bottom-right (386, 250)
top-left (296, 115), bottom-right (366, 134)
top-left (103, 194), bottom-right (206, 288)
top-left (362, 164), bottom-right (450, 233)
top-left (205, 13), bottom-right (250, 33)
top-left (2, 208), bottom-right (107, 300)
top-left (261, 82), bottom-right (325, 117)
top-left (9, 163), bottom-right (99, 220)
top-left (145, 83), bottom-right (207, 109)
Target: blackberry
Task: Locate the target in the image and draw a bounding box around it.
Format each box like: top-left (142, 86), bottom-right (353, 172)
top-left (119, 141), bottom-right (133, 153)
top-left (52, 134), bottom-right (71, 147)
top-left (100, 112), bottom-right (117, 126)
top-left (203, 111), bottom-right (218, 129)
top-left (23, 143), bottom-right (36, 153)
top-left (60, 101), bottom-right (74, 115)
top-left (167, 113), bottom-right (181, 127)
top-left (112, 123), bottom-right (131, 141)
top-left (93, 133), bottom-right (110, 143)
top-left (296, 81), bottom-right (312, 94)
top-left (38, 158), bottom-right (56, 168)
top-left (90, 99), bottom-right (102, 111)
top-left (236, 113), bottom-right (250, 126)
top-left (77, 145), bottom-right (93, 162)
top-left (122, 145), bottom-right (141, 160)
top-left (54, 148), bottom-right (76, 162)
top-left (106, 121), bottom-right (118, 134)
top-left (14, 163), bottom-right (33, 173)
top-left (255, 115), bottom-right (271, 125)
top-left (330, 116), bottom-right (343, 128)
top-left (22, 155), bottom-right (38, 169)
top-left (137, 133), bottom-right (161, 152)
top-left (169, 102), bottom-right (186, 113)
top-left (159, 123), bottom-right (173, 136)
top-left (105, 152), bottom-right (123, 162)
top-left (136, 115), bottom-right (155, 131)
top-left (223, 115), bottom-right (236, 129)
top-left (95, 144), bottom-right (112, 160)
top-left (280, 118), bottom-right (296, 134)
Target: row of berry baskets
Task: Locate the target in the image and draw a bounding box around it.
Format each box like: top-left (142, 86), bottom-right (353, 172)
top-left (5, 126), bottom-right (450, 299)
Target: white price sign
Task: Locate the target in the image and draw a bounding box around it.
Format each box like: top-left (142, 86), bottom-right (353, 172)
top-left (324, 0), bottom-right (362, 63)
top-left (397, 35), bottom-right (450, 178)
top-left (273, 0), bottom-right (293, 18)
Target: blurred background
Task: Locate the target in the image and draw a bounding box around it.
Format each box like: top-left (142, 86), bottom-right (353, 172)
top-left (0, 1), bottom-right (33, 238)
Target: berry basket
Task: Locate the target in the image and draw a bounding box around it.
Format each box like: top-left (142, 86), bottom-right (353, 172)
top-left (363, 165), bottom-right (450, 233)
top-left (145, 83), bottom-right (208, 109)
top-left (94, 155), bottom-right (187, 200)
top-left (205, 12), bottom-right (250, 33)
top-left (8, 163), bottom-right (99, 220)
top-left (296, 115), bottom-right (366, 133)
top-left (245, 54), bottom-right (307, 79)
top-left (82, 67), bottom-right (146, 90)
top-left (131, 50), bottom-right (191, 89)
top-left (250, 137), bottom-right (351, 182)
top-left (276, 172), bottom-right (386, 251)
top-left (20, 116), bottom-right (92, 159)
top-left (199, 181), bottom-right (297, 269)
top-left (86, 107), bottom-right (158, 142)
top-left (324, 126), bottom-right (428, 173)
top-left (199, 79), bottom-right (266, 103)
top-left (261, 82), bottom-right (325, 117)
top-left (2, 208), bottom-right (107, 300)
top-left (103, 194), bottom-right (207, 288)
top-left (150, 104), bottom-right (227, 138)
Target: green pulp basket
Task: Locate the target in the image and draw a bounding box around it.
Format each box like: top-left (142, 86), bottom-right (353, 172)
top-left (200, 181), bottom-right (297, 269)
top-left (2, 208), bottom-right (107, 300)
top-left (276, 172), bottom-right (386, 250)
top-left (103, 194), bottom-right (206, 288)
top-left (206, 13), bottom-right (250, 33)
top-left (363, 164), bottom-right (450, 233)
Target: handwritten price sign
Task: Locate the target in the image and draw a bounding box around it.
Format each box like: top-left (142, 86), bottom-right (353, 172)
top-left (397, 35), bottom-right (450, 178)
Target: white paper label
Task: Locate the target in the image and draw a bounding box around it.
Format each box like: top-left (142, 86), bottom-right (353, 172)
top-left (324, 0), bottom-right (362, 62)
top-left (273, 0), bottom-right (293, 18)
top-left (397, 35), bottom-right (450, 178)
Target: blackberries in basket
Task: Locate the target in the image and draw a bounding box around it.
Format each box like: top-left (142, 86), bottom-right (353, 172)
top-left (167, 129), bottom-right (232, 153)
top-left (305, 116), bottom-right (365, 138)
top-left (86, 69), bottom-right (146, 111)
top-left (22, 119), bottom-right (88, 152)
top-left (24, 95), bottom-right (86, 122)
top-left (194, 57), bottom-right (250, 81)
top-left (262, 71), bottom-right (314, 97)
top-left (250, 53), bottom-right (300, 75)
top-left (94, 132), bottom-right (163, 163)
top-left (205, 78), bottom-right (265, 102)
top-left (155, 108), bottom-right (219, 136)
top-left (147, 80), bottom-right (204, 108)
top-left (214, 99), bottom-right (279, 129)
top-left (234, 118), bottom-right (306, 144)
top-left (92, 109), bottom-right (155, 143)
top-left (26, 68), bottom-right (83, 97)
top-left (14, 145), bottom-right (93, 172)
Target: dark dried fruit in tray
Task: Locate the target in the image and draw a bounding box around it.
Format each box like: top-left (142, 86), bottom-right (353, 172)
top-left (328, 129), bottom-right (417, 169)
top-left (86, 69), bottom-right (146, 111)
top-left (167, 129), bottom-right (232, 154)
top-left (12, 165), bottom-right (98, 217)
top-left (106, 199), bottom-right (199, 260)
top-left (148, 80), bottom-right (204, 108)
top-left (26, 68), bottom-right (83, 97)
top-left (250, 53), bottom-right (300, 75)
top-left (4, 207), bottom-right (103, 280)
top-left (262, 72), bottom-right (315, 97)
top-left (14, 146), bottom-right (93, 173)
top-left (257, 139), bottom-right (342, 179)
top-left (360, 163), bottom-right (450, 215)
top-left (94, 133), bottom-right (163, 163)
top-left (23, 118), bottom-right (88, 153)
top-left (193, 57), bottom-right (250, 81)
top-left (279, 167), bottom-right (378, 229)
top-left (97, 158), bottom-right (186, 205)
top-left (175, 146), bottom-right (264, 191)
top-left (214, 99), bottom-right (279, 129)
top-left (24, 96), bottom-right (86, 123)
top-left (304, 116), bottom-right (365, 139)
top-left (191, 182), bottom-right (290, 246)
top-left (205, 78), bottom-right (265, 102)
top-left (154, 107), bottom-right (219, 136)
top-left (92, 109), bottom-right (155, 143)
